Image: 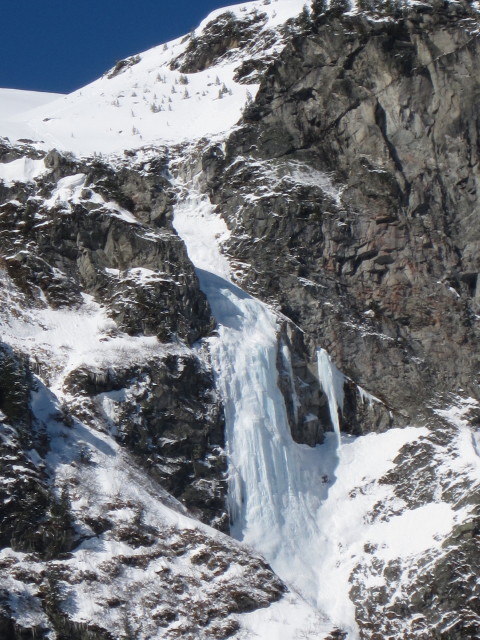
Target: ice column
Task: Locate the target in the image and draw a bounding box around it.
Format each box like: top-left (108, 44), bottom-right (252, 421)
top-left (316, 348), bottom-right (344, 446)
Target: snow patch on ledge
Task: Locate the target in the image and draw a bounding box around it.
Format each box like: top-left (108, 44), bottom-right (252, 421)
top-left (0, 157), bottom-right (46, 185)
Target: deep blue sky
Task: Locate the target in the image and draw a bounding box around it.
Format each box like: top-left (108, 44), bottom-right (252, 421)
top-left (1, 0), bottom-right (231, 94)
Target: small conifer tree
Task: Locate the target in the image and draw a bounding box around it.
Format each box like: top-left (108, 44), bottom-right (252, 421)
top-left (311, 0), bottom-right (327, 19)
top-left (329, 0), bottom-right (350, 16)
top-left (298, 4), bottom-right (312, 27)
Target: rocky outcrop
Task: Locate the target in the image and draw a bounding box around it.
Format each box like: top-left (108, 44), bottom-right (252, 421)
top-left (106, 54), bottom-right (141, 79)
top-left (64, 349), bottom-right (227, 529)
top-left (349, 406), bottom-right (480, 639)
top-left (0, 144), bottom-right (226, 527)
top-left (0, 346), bottom-right (75, 558)
top-left (171, 10), bottom-right (269, 74)
top-left (0, 148), bottom-right (212, 342)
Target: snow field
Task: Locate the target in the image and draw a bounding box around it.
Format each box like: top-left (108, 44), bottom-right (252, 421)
top-left (0, 0), bottom-right (309, 155)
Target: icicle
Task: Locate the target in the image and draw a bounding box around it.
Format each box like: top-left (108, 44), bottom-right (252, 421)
top-left (357, 384), bottom-right (382, 407)
top-left (316, 348), bottom-right (344, 447)
top-left (280, 341), bottom-right (300, 423)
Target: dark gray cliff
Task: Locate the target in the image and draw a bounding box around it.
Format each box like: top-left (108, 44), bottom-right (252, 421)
top-left (203, 0), bottom-right (480, 434)
top-left (194, 2), bottom-right (480, 638)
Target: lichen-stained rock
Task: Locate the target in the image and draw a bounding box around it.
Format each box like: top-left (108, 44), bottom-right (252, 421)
top-left (206, 0), bottom-right (480, 432)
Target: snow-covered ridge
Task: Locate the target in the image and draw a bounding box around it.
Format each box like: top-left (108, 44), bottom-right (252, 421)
top-left (0, 88), bottom-right (64, 119)
top-left (0, 0), bottom-right (307, 155)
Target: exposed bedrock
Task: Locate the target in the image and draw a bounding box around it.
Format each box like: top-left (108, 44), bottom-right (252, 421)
top-left (201, 1), bottom-right (480, 435)
top-left (0, 144), bottom-right (226, 527)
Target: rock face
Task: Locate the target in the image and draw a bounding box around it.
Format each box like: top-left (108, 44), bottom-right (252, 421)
top-left (1, 146), bottom-right (213, 342)
top-left (171, 10), bottom-right (269, 74)
top-left (206, 0), bottom-right (480, 431)
top-left (64, 352), bottom-right (226, 528)
top-left (0, 344), bottom-right (75, 559)
top-left (195, 1), bottom-right (480, 637)
top-left (0, 140), bottom-right (228, 527)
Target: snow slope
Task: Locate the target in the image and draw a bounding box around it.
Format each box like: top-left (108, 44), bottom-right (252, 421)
top-left (0, 88), bottom-right (63, 119)
top-left (0, 0), bottom-right (307, 155)
top-left (0, 88), bottom-right (63, 142)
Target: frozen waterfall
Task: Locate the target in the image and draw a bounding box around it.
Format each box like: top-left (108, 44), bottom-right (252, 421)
top-left (173, 181), bottom-right (361, 637)
top-left (173, 190), bottom-right (329, 595)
